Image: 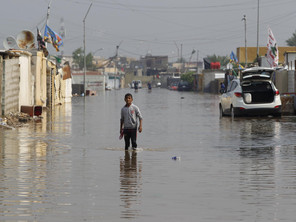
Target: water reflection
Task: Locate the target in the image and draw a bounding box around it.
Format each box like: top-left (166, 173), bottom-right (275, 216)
top-left (119, 151), bottom-right (142, 219)
top-left (219, 117), bottom-right (282, 148)
top-left (228, 117), bottom-right (296, 221)
top-left (0, 103), bottom-right (72, 220)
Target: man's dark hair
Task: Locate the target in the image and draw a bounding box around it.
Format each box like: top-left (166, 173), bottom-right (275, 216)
top-left (125, 93), bottom-right (133, 99)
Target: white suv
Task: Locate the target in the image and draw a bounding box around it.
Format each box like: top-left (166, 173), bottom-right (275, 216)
top-left (219, 67), bottom-right (282, 117)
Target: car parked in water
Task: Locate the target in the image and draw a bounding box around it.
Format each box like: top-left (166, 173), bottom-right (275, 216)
top-left (168, 82), bottom-right (178, 90)
top-left (178, 80), bottom-right (191, 91)
top-left (219, 67), bottom-right (282, 117)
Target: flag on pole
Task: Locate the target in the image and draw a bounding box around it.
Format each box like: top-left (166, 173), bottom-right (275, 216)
top-left (238, 64), bottom-right (244, 70)
top-left (44, 25), bottom-right (63, 51)
top-left (267, 27), bottom-right (278, 67)
top-left (37, 28), bottom-right (46, 50)
top-left (230, 51), bottom-right (238, 63)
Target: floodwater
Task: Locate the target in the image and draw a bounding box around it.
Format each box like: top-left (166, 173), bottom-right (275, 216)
top-left (1, 88), bottom-right (296, 221)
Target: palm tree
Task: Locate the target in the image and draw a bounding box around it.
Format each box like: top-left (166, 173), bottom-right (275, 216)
top-left (206, 54), bottom-right (229, 67)
top-left (286, 30), bottom-right (296, 46)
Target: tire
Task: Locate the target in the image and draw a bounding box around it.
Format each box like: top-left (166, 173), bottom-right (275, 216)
top-left (273, 113), bottom-right (282, 117)
top-left (230, 106), bottom-right (235, 119)
top-left (219, 104), bottom-right (225, 118)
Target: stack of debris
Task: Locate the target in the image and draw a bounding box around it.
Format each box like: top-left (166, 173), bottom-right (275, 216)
top-left (3, 112), bottom-right (33, 129)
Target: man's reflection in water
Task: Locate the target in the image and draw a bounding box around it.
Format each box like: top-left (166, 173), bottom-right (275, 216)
top-left (120, 150), bottom-right (142, 219)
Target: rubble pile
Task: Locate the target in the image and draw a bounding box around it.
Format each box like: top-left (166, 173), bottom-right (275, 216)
top-left (3, 112), bottom-right (32, 128)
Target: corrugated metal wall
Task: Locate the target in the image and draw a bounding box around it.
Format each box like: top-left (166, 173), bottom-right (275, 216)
top-left (3, 58), bottom-right (20, 115)
top-left (46, 61), bottom-right (57, 107)
top-left (46, 66), bottom-right (53, 107)
top-left (41, 56), bottom-right (47, 106)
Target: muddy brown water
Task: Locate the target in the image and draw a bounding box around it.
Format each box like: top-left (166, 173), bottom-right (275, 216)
top-left (1, 88), bottom-right (296, 221)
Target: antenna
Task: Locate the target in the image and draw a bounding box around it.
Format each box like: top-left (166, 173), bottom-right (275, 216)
top-left (3, 36), bottom-right (17, 50)
top-left (46, 0), bottom-right (52, 26)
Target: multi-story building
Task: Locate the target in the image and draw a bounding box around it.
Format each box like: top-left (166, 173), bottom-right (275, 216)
top-left (140, 54), bottom-right (168, 76)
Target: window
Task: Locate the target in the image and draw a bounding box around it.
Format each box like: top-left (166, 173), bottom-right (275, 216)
top-left (228, 81), bottom-right (238, 92)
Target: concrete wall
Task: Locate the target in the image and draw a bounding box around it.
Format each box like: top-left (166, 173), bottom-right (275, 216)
top-left (124, 72), bottom-right (153, 88)
top-left (32, 51), bottom-right (47, 107)
top-left (64, 79), bottom-right (72, 103)
top-left (86, 75), bottom-right (105, 91)
top-left (55, 72), bottom-right (62, 105)
top-left (19, 54), bottom-right (33, 109)
top-left (275, 70), bottom-right (288, 94)
top-left (0, 57), bottom-right (2, 112)
top-left (237, 46), bottom-right (296, 64)
top-left (202, 70), bottom-right (225, 93)
top-left (285, 52), bottom-right (296, 70)
top-left (106, 76), bottom-right (120, 89)
top-left (288, 71), bottom-right (295, 93)
top-left (72, 72), bottom-right (105, 91)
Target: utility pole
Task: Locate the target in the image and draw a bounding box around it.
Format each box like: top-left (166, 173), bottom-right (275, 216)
top-left (83, 3), bottom-right (92, 96)
top-left (242, 15), bottom-right (247, 67)
top-left (173, 41), bottom-right (179, 62)
top-left (114, 45), bottom-right (119, 89)
top-left (45, 0), bottom-right (52, 49)
top-left (196, 49), bottom-right (199, 74)
top-left (113, 42), bottom-right (122, 89)
top-left (186, 49), bottom-right (196, 73)
top-left (181, 43), bottom-right (183, 73)
top-left (60, 17), bottom-right (65, 58)
top-left (256, 0), bottom-right (260, 62)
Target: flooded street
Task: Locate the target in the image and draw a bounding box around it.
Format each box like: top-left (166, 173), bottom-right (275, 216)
top-left (1, 88), bottom-right (296, 221)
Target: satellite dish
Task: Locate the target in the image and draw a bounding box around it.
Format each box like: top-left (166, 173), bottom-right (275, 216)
top-left (3, 36), bottom-right (17, 50)
top-left (16, 30), bottom-right (35, 49)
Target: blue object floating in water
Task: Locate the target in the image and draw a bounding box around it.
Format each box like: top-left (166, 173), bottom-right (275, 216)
top-left (172, 156), bottom-right (181, 160)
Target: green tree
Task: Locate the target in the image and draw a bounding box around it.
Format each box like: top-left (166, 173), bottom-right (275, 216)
top-left (176, 57), bottom-right (187, 63)
top-left (206, 54), bottom-right (229, 67)
top-left (286, 30), bottom-right (296, 46)
top-left (72, 47), bottom-right (95, 70)
top-left (181, 71), bottom-right (195, 85)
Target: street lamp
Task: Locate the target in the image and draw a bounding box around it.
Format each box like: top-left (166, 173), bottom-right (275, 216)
top-left (93, 48), bottom-right (104, 55)
top-left (185, 49), bottom-right (196, 73)
top-left (83, 3), bottom-right (92, 96)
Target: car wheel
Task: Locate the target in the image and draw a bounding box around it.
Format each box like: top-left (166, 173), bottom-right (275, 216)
top-left (273, 113), bottom-right (282, 117)
top-left (219, 104), bottom-right (225, 118)
top-left (230, 106), bottom-right (235, 118)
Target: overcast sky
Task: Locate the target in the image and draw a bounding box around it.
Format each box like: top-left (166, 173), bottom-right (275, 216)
top-left (0, 0), bottom-right (295, 61)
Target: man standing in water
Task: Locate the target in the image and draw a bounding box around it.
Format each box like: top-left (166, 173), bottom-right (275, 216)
top-left (120, 93), bottom-right (143, 150)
